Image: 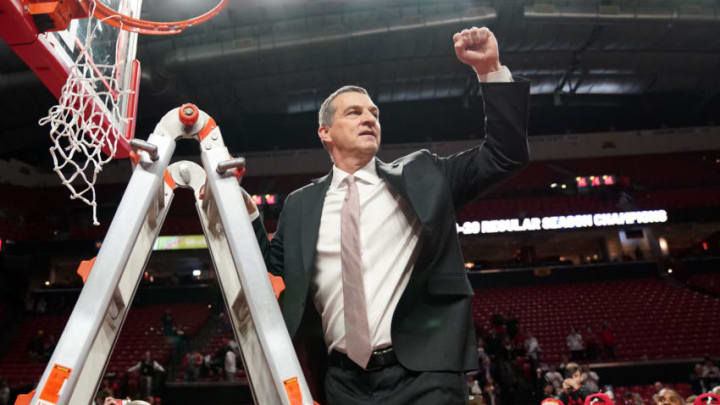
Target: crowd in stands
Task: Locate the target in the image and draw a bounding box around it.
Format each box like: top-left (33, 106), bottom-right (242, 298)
top-left (565, 323), bottom-right (616, 363)
top-left (466, 310), bottom-right (615, 404)
top-left (177, 312), bottom-right (243, 383)
top-left (465, 309), bottom-right (720, 405)
top-left (180, 339), bottom-right (240, 382)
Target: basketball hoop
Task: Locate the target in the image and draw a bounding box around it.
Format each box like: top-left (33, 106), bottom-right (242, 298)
top-left (93, 0), bottom-right (228, 35)
top-left (36, 0), bottom-right (227, 225)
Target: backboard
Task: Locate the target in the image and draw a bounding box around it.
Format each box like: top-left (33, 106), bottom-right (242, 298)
top-left (0, 0), bottom-right (143, 158)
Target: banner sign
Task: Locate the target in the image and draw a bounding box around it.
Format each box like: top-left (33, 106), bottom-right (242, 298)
top-left (457, 209), bottom-right (668, 235)
top-left (153, 235), bottom-right (207, 250)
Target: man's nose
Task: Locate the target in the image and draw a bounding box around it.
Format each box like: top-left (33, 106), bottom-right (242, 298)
top-left (361, 110), bottom-right (377, 125)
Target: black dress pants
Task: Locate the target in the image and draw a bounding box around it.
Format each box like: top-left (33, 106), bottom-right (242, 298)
top-left (324, 363), bottom-right (468, 405)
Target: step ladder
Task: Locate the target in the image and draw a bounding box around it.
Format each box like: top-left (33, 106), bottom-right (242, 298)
top-left (23, 105), bottom-right (315, 405)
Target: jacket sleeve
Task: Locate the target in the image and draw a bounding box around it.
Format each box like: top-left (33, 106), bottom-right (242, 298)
top-left (434, 78), bottom-right (531, 209)
top-left (251, 195), bottom-right (291, 278)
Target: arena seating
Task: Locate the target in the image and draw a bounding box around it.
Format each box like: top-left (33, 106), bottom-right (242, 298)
top-left (472, 278), bottom-right (720, 364)
top-left (106, 303), bottom-right (209, 376)
top-left (686, 273), bottom-right (720, 297)
top-left (0, 312), bottom-right (67, 388)
top-left (0, 303), bottom-right (210, 389)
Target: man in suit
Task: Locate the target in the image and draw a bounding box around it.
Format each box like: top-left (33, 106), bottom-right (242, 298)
top-left (245, 26), bottom-right (530, 404)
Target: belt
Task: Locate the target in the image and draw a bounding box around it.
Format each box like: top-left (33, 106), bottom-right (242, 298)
top-left (329, 347), bottom-right (398, 371)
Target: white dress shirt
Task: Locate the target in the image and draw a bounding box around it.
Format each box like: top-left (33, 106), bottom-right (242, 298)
top-left (313, 159), bottom-right (421, 353)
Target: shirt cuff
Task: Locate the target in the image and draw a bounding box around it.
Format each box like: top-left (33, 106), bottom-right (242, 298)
top-left (249, 210), bottom-right (260, 222)
top-left (477, 66), bottom-right (513, 83)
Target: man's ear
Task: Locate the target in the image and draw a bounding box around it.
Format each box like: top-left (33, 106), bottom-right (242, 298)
top-left (318, 125), bottom-right (331, 145)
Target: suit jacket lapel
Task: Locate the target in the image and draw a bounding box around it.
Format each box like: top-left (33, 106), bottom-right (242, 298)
top-left (300, 171), bottom-right (332, 276)
top-left (376, 159), bottom-right (406, 200)
top-left (377, 158), bottom-right (431, 233)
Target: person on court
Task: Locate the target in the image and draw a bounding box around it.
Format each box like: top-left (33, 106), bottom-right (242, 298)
top-left (246, 26), bottom-right (530, 404)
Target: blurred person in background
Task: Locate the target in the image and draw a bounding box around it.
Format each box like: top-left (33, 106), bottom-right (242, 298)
top-left (160, 309), bottom-right (173, 336)
top-left (654, 388), bottom-right (684, 405)
top-left (127, 351), bottom-right (165, 398)
top-left (483, 376), bottom-right (500, 405)
top-left (541, 382), bottom-right (557, 401)
top-left (560, 362), bottom-right (591, 405)
top-left (545, 364), bottom-right (564, 394)
top-left (704, 358), bottom-right (720, 388)
top-left (584, 326), bottom-right (600, 362)
top-left (468, 374), bottom-right (486, 405)
top-left (0, 378), bottom-right (9, 405)
top-left (525, 331), bottom-right (541, 371)
top-left (623, 391), bottom-right (644, 405)
top-left (184, 348), bottom-right (202, 382)
top-left (225, 347), bottom-right (237, 382)
top-left (599, 322), bottom-right (616, 360)
top-left (654, 382), bottom-right (665, 395)
top-left (581, 364), bottom-right (600, 393)
top-left (690, 363), bottom-right (708, 395)
top-left (567, 328), bottom-right (585, 362)
top-left (467, 373), bottom-right (485, 405)
top-left (467, 374), bottom-right (483, 396)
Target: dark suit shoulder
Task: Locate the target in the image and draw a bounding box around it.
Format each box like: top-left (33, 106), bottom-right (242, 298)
top-left (284, 172), bottom-right (330, 203)
top-left (284, 185), bottom-right (308, 208)
top-left (394, 148), bottom-right (436, 165)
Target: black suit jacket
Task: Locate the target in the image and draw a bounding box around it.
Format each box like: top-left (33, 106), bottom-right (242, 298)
top-left (253, 79), bottom-right (530, 373)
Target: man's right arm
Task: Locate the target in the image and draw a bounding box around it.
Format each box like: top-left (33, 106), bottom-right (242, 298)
top-left (243, 187), bottom-right (286, 277)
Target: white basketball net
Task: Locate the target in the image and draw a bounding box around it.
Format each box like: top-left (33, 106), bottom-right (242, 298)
top-left (39, 4), bottom-right (132, 226)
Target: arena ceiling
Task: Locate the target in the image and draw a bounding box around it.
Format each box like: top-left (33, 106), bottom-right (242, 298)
top-left (0, 0), bottom-right (719, 171)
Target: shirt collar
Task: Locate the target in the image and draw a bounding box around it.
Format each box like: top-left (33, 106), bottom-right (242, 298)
top-left (330, 158), bottom-right (380, 190)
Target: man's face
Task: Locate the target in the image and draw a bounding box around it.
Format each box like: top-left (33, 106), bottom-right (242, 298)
top-left (319, 91), bottom-right (381, 163)
top-left (572, 370), bottom-right (583, 385)
top-left (655, 389), bottom-right (684, 405)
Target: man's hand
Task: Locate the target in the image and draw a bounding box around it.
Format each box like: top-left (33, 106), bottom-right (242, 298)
top-left (240, 187), bottom-right (258, 216)
top-left (453, 26), bottom-right (501, 76)
top-left (562, 377), bottom-right (580, 391)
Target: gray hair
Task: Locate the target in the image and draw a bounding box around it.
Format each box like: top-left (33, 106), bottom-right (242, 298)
top-left (318, 85), bottom-right (370, 127)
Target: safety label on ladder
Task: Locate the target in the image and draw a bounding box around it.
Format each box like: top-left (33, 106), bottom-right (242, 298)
top-left (39, 364), bottom-right (72, 404)
top-left (283, 377), bottom-right (302, 405)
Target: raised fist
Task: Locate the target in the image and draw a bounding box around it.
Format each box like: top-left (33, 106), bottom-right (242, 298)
top-left (453, 26), bottom-right (501, 75)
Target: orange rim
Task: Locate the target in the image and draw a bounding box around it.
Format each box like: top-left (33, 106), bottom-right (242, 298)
top-left (92, 0), bottom-right (228, 35)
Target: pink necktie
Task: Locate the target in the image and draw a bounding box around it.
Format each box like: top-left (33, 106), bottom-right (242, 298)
top-left (341, 175), bottom-right (372, 368)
